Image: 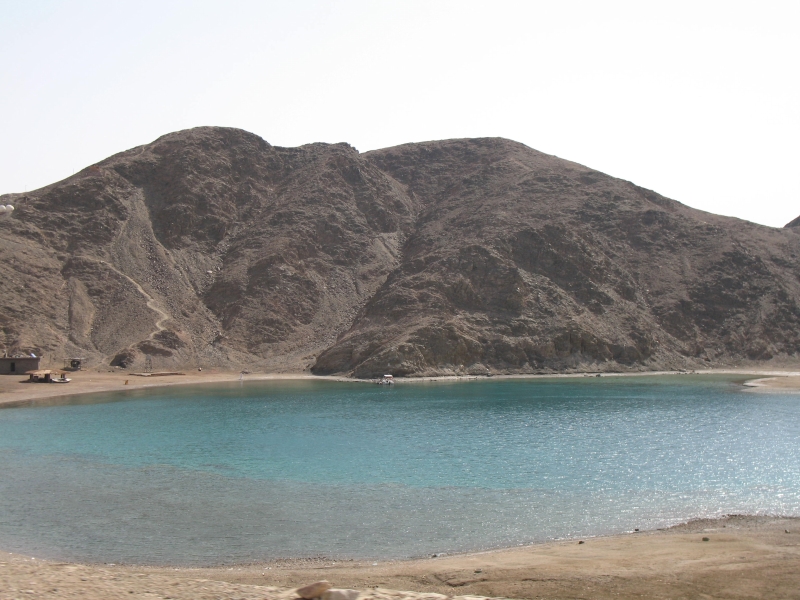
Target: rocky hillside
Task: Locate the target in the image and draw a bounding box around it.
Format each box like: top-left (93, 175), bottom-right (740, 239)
top-left (1, 127), bottom-right (798, 376)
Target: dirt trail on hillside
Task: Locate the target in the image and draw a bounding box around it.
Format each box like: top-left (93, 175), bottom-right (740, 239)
top-left (96, 259), bottom-right (170, 337)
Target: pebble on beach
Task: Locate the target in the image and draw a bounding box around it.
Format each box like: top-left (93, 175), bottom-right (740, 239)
top-left (297, 580), bottom-right (332, 599)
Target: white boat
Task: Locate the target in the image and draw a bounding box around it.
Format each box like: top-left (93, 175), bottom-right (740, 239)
top-left (53, 377), bottom-right (72, 383)
top-left (378, 374), bottom-right (394, 385)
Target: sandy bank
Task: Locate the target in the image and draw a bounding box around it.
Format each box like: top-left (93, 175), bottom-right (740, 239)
top-left (742, 374), bottom-right (800, 391)
top-left (2, 367), bottom-right (800, 408)
top-left (2, 516), bottom-right (799, 600)
top-left (0, 370), bottom-right (351, 408)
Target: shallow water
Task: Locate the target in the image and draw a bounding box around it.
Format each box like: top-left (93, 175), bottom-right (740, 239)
top-left (0, 375), bottom-right (798, 565)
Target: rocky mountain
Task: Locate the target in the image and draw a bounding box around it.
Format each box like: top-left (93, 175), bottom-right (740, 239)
top-left (1, 127), bottom-right (799, 376)
top-left (785, 215), bottom-right (800, 228)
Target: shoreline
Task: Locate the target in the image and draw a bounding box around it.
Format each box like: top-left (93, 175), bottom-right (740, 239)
top-left (3, 515), bottom-right (799, 599)
top-left (11, 511), bottom-right (797, 569)
top-left (3, 373), bottom-right (800, 597)
top-left (2, 366), bottom-right (800, 409)
top-left (741, 374), bottom-right (800, 391)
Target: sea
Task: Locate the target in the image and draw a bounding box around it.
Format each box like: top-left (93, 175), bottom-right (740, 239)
top-left (0, 375), bottom-right (798, 566)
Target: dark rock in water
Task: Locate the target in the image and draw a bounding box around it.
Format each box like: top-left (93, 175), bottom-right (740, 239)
top-left (2, 127), bottom-right (800, 376)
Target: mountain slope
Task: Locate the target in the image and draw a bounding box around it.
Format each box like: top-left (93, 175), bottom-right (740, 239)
top-left (1, 127), bottom-right (799, 375)
top-left (313, 138), bottom-right (800, 376)
top-left (0, 128), bottom-right (416, 371)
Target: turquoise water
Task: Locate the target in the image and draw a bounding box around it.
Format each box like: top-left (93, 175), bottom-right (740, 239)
top-left (0, 376), bottom-right (798, 565)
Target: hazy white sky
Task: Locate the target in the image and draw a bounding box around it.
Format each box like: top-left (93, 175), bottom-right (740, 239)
top-left (1, 0), bottom-right (797, 227)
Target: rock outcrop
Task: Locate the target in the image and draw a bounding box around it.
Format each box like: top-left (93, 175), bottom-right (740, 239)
top-left (1, 127), bottom-right (799, 375)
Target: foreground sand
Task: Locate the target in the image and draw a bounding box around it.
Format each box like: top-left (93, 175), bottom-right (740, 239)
top-left (2, 516), bottom-right (799, 600)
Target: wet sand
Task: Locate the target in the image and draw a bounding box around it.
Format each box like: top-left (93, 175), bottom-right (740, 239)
top-left (2, 516), bottom-right (799, 600)
top-left (742, 374), bottom-right (800, 391)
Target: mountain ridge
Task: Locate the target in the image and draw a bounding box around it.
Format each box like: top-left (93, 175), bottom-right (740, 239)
top-left (2, 126), bottom-right (799, 376)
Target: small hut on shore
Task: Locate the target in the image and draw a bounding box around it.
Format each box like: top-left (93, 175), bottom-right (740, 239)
top-left (0, 356), bottom-right (40, 375)
top-left (64, 357), bottom-right (84, 371)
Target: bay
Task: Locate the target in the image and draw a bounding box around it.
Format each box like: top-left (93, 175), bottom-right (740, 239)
top-left (0, 375), bottom-right (798, 565)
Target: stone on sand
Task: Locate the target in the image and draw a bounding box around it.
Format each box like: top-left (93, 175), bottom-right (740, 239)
top-left (297, 580), bottom-right (333, 599)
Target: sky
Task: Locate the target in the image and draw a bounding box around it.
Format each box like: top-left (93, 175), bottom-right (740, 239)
top-left (1, 0), bottom-right (797, 227)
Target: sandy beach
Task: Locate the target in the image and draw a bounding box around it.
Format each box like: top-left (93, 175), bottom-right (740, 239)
top-left (2, 516), bottom-right (799, 599)
top-left (3, 366), bottom-right (800, 409)
top-left (0, 370), bottom-right (340, 408)
top-left (742, 374), bottom-right (800, 391)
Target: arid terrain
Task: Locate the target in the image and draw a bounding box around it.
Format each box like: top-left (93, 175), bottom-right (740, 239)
top-left (2, 127), bottom-right (800, 377)
top-left (2, 516), bottom-right (799, 600)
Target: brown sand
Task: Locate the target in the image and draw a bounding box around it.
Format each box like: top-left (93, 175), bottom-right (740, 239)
top-left (0, 370), bottom-right (339, 408)
top-left (2, 516), bottom-right (799, 600)
top-left (3, 367), bottom-right (800, 409)
top-left (743, 375), bottom-right (800, 391)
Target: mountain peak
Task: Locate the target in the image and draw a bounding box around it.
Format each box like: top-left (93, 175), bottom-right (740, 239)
top-left (2, 127), bottom-right (798, 374)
